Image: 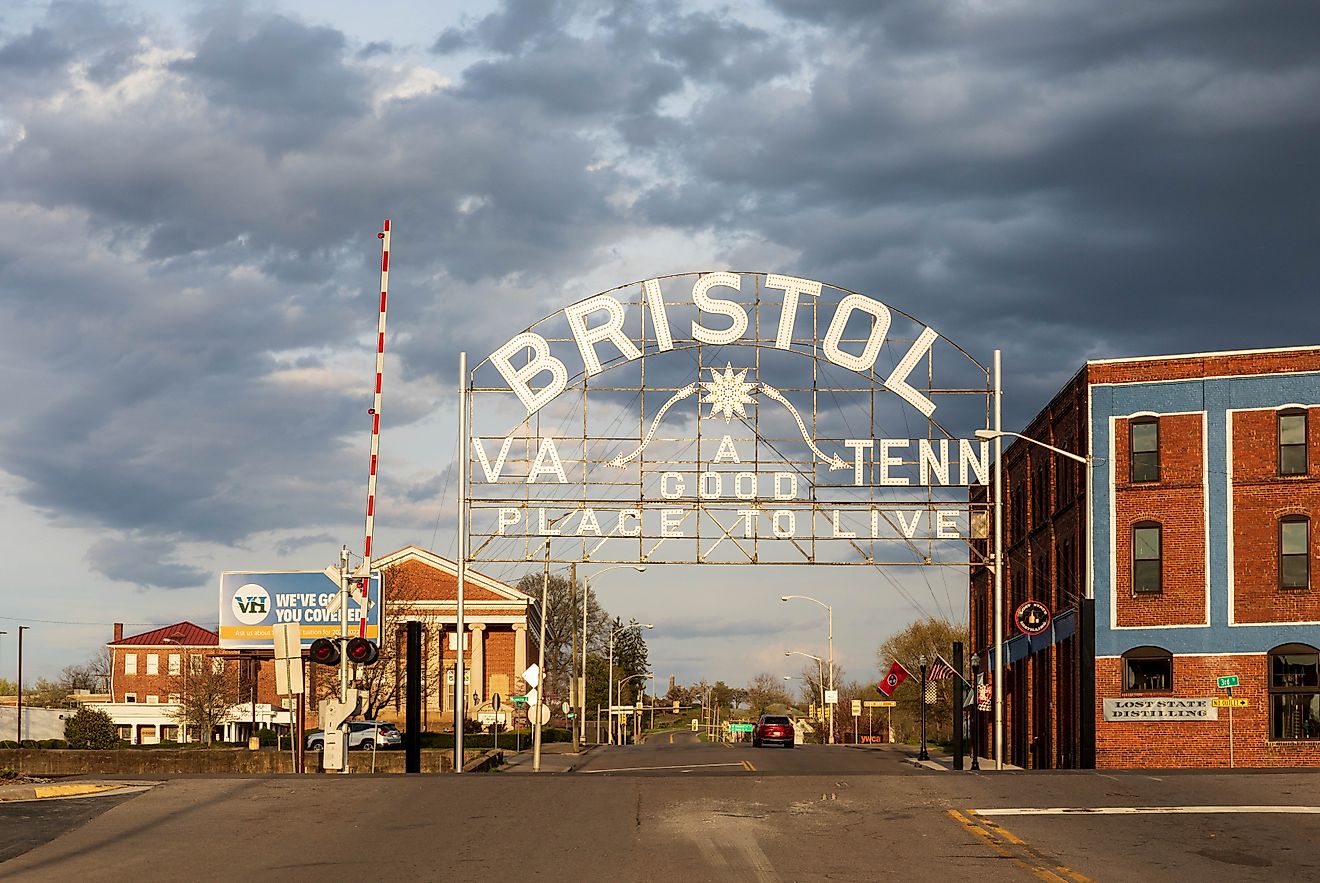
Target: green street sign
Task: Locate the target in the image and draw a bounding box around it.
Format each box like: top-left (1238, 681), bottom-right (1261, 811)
top-left (730, 723), bottom-right (755, 733)
top-left (1217, 675), bottom-right (1239, 689)
top-left (511, 694), bottom-right (529, 706)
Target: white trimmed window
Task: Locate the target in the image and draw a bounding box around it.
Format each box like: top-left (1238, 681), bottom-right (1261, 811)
top-left (212, 658), bottom-right (225, 674)
top-left (146, 654), bottom-right (159, 675)
top-left (168, 653), bottom-right (181, 675)
top-left (125, 653), bottom-right (138, 675)
top-left (146, 695), bottom-right (159, 704)
top-left (125, 693), bottom-right (137, 703)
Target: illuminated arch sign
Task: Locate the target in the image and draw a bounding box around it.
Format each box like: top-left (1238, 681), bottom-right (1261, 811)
top-left (464, 272), bottom-right (991, 566)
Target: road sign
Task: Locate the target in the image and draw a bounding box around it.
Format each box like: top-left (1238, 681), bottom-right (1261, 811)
top-left (529, 702), bottom-right (551, 725)
top-left (511, 694), bottom-right (528, 706)
top-left (691, 719), bottom-right (699, 731)
top-left (730, 723), bottom-right (755, 733)
top-left (863, 700), bottom-right (896, 708)
top-left (562, 700), bottom-right (571, 714)
top-left (851, 699), bottom-right (862, 717)
top-left (1217, 675), bottom-right (1239, 689)
top-left (1212, 697), bottom-right (1249, 708)
top-left (672, 700), bottom-right (680, 713)
top-left (492, 693), bottom-right (501, 712)
top-left (825, 690), bottom-right (839, 704)
top-left (522, 664), bottom-right (541, 688)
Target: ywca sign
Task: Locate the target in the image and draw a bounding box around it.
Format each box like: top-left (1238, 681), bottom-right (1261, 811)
top-left (464, 272), bottom-right (992, 566)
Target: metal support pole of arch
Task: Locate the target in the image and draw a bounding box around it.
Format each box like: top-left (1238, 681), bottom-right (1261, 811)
top-left (993, 349), bottom-right (1004, 771)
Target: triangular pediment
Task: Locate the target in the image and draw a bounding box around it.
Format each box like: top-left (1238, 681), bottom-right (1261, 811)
top-left (372, 546), bottom-right (533, 605)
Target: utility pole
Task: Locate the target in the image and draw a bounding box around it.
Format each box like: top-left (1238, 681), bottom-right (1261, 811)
top-left (16, 626), bottom-right (28, 744)
top-left (570, 562), bottom-right (578, 753)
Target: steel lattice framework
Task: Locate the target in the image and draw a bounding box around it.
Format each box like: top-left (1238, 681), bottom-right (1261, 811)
top-left (463, 272), bottom-right (993, 567)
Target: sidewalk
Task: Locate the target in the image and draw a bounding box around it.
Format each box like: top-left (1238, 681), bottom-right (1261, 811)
top-left (842, 740), bottom-right (1021, 771)
top-left (500, 741), bottom-right (600, 773)
top-left (0, 779), bottom-right (144, 802)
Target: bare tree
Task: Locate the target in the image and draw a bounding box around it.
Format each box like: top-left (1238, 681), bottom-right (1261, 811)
top-left (745, 672), bottom-right (792, 715)
top-left (172, 656), bottom-right (240, 744)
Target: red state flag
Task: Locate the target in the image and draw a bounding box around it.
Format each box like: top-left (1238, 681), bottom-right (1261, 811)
top-left (877, 660), bottom-right (912, 697)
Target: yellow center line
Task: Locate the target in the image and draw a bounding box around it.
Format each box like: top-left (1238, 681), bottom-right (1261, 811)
top-left (948, 810), bottom-right (1094, 883)
top-left (742, 759), bottom-right (757, 772)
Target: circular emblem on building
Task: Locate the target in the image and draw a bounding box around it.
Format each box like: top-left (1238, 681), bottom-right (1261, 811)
top-left (231, 582), bottom-right (272, 625)
top-left (1014, 600), bottom-right (1051, 635)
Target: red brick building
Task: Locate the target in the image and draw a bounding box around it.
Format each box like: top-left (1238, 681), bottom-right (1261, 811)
top-left (372, 546), bottom-right (536, 729)
top-left (107, 621), bottom-right (286, 743)
top-left (971, 346), bottom-right (1320, 768)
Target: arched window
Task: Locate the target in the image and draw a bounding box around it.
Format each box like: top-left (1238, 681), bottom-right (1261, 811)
top-left (1280, 516), bottom-right (1310, 589)
top-left (1132, 522), bottom-right (1162, 594)
top-left (1269, 644), bottom-right (1320, 741)
top-left (1130, 418), bottom-right (1160, 482)
top-left (1122, 646), bottom-right (1172, 692)
top-left (1279, 409), bottom-right (1308, 476)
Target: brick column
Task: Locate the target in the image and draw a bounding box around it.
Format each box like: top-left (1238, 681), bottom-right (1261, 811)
top-left (470, 623), bottom-right (486, 706)
top-left (513, 623), bottom-right (527, 692)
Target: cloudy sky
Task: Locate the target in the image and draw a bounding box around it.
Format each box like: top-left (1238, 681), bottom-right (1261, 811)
top-left (3, 0), bottom-right (1318, 689)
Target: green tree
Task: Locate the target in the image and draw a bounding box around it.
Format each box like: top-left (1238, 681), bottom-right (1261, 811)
top-left (876, 617), bottom-right (969, 745)
top-left (64, 707), bottom-right (118, 749)
top-left (515, 571), bottom-right (612, 703)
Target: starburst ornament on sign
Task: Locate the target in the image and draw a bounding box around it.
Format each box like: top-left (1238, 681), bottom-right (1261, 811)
top-left (699, 363), bottom-right (757, 421)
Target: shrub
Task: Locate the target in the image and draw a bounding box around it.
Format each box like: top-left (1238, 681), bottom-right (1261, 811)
top-left (64, 707), bottom-right (119, 749)
top-left (38, 739), bottom-right (68, 749)
top-left (257, 728), bottom-right (278, 747)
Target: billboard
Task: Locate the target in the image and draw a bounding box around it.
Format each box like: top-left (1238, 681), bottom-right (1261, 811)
top-left (218, 570), bottom-right (381, 650)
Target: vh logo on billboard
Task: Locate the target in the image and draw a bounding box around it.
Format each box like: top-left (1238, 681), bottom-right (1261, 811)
top-left (231, 583), bottom-right (272, 625)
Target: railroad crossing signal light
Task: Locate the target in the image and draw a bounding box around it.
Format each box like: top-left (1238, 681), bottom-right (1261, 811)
top-left (309, 637), bottom-right (340, 666)
top-left (345, 637), bottom-right (380, 665)
top-left (672, 700), bottom-right (680, 713)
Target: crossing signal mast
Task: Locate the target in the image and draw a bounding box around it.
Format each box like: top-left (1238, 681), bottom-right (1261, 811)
top-left (311, 221), bottom-right (392, 772)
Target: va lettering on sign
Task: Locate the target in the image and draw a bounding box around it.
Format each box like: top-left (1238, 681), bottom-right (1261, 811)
top-left (463, 272), bottom-right (994, 566)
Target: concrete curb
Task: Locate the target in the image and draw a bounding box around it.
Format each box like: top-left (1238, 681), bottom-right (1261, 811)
top-left (461, 750), bottom-right (505, 773)
top-left (0, 782), bottom-right (128, 802)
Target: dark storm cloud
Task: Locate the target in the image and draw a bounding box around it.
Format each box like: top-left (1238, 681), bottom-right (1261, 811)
top-left (85, 537), bottom-right (210, 589)
top-left (357, 40), bottom-right (392, 60)
top-left (632, 1), bottom-right (1320, 425)
top-left (172, 11), bottom-right (371, 153)
top-left (3, 0), bottom-right (1319, 598)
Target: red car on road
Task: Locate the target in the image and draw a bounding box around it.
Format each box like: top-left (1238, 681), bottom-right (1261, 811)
top-left (752, 714), bottom-right (795, 748)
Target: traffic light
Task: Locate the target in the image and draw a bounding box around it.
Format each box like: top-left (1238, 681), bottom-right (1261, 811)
top-left (345, 637), bottom-right (380, 665)
top-left (309, 637), bottom-right (340, 666)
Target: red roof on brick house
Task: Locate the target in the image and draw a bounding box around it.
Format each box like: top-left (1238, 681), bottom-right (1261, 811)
top-left (109, 621), bottom-right (217, 647)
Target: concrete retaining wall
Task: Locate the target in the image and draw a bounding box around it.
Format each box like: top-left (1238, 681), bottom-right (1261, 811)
top-left (0, 707), bottom-right (71, 741)
top-left (0, 748), bottom-right (486, 775)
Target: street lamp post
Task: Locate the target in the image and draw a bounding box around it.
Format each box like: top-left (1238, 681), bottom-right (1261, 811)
top-left (918, 654), bottom-right (929, 761)
top-left (608, 623), bottom-right (652, 745)
top-left (584, 566), bottom-right (646, 745)
top-left (163, 636), bottom-right (188, 744)
top-left (969, 653), bottom-right (981, 770)
top-left (974, 427), bottom-right (1090, 771)
top-left (782, 595), bottom-right (833, 743)
top-left (784, 650), bottom-right (825, 737)
top-left (616, 673), bottom-right (652, 745)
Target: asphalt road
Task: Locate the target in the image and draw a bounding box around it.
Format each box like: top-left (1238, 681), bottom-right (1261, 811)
top-left (574, 729), bottom-right (920, 775)
top-left (3, 737), bottom-right (1320, 882)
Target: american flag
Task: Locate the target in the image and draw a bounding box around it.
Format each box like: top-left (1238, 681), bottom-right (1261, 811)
top-left (927, 654), bottom-right (958, 682)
